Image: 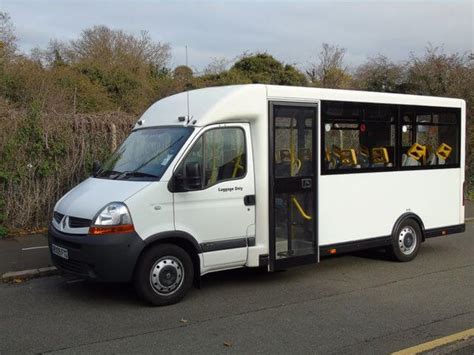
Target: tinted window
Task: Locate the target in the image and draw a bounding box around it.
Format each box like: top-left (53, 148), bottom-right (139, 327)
top-left (322, 101), bottom-right (396, 172)
top-left (400, 106), bottom-right (460, 167)
top-left (321, 101), bottom-right (461, 174)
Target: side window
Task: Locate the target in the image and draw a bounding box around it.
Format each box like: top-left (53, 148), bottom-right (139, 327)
top-left (400, 106), bottom-right (460, 167)
top-left (322, 101), bottom-right (396, 172)
top-left (179, 127), bottom-right (246, 189)
top-left (274, 106), bottom-right (314, 178)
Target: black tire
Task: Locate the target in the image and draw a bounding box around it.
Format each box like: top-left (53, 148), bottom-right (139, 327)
top-left (134, 244), bottom-right (194, 306)
top-left (387, 219), bottom-right (422, 262)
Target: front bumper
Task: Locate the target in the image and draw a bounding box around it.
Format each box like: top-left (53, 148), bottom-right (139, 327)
top-left (48, 225), bottom-right (145, 282)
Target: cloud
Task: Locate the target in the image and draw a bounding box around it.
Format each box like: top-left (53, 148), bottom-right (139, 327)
top-left (3, 0), bottom-right (472, 70)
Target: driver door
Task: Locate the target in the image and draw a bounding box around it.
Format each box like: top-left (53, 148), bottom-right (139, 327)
top-left (173, 123), bottom-right (256, 270)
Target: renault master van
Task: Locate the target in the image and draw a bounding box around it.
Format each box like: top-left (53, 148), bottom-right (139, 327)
top-left (49, 84), bottom-right (466, 305)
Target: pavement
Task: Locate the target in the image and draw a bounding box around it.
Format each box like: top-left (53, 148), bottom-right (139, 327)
top-left (0, 233), bottom-right (51, 276)
top-left (0, 222), bottom-right (473, 353)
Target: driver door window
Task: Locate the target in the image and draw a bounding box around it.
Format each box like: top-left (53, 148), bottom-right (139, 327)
top-left (179, 127), bottom-right (247, 189)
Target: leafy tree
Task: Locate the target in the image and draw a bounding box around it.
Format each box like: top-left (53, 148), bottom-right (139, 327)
top-left (59, 25), bottom-right (172, 113)
top-left (405, 46), bottom-right (474, 192)
top-left (230, 53), bottom-right (307, 86)
top-left (173, 65), bottom-right (193, 84)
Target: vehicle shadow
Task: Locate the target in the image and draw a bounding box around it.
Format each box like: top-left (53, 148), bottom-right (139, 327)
top-left (54, 267), bottom-right (281, 307)
top-left (57, 275), bottom-right (143, 306)
top-left (52, 248), bottom-right (403, 306)
top-left (346, 247), bottom-right (395, 261)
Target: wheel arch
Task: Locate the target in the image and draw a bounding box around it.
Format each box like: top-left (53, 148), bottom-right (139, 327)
top-left (135, 231), bottom-right (202, 287)
top-left (392, 212), bottom-right (425, 241)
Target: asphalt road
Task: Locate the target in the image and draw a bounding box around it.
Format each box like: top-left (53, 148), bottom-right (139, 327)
top-left (1, 224), bottom-right (473, 354)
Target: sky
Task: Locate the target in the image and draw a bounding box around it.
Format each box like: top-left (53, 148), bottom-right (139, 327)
top-left (2, 0), bottom-right (473, 72)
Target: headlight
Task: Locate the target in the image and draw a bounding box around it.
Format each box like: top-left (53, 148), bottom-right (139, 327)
top-left (89, 202), bottom-right (134, 235)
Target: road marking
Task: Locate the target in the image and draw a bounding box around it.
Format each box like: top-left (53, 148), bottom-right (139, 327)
top-left (21, 246), bottom-right (49, 251)
top-left (392, 328), bottom-right (474, 355)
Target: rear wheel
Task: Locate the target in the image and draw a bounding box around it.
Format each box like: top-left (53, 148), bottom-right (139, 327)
top-left (134, 244), bottom-right (194, 306)
top-left (388, 219), bottom-right (422, 262)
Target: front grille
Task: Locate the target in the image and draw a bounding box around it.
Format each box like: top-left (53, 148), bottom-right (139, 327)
top-left (53, 211), bottom-right (64, 223)
top-left (52, 255), bottom-right (91, 276)
top-left (68, 217), bottom-right (92, 228)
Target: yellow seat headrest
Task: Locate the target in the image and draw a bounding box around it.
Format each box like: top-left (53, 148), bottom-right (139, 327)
top-left (339, 149), bottom-right (357, 166)
top-left (436, 143), bottom-right (452, 160)
top-left (407, 143), bottom-right (426, 161)
top-left (372, 147), bottom-right (389, 164)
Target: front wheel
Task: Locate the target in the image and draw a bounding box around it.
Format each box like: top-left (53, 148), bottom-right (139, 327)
top-left (134, 244), bottom-right (194, 306)
top-left (387, 219), bottom-right (422, 262)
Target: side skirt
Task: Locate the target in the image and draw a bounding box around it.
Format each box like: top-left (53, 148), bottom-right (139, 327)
top-left (319, 223), bottom-right (466, 257)
top-left (424, 224), bottom-right (465, 239)
top-left (319, 236), bottom-right (391, 257)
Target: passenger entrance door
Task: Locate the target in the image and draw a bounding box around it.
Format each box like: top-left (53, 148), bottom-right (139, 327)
top-left (269, 103), bottom-right (318, 270)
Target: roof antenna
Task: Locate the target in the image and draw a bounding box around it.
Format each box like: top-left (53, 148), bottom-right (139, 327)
top-left (185, 45), bottom-right (191, 125)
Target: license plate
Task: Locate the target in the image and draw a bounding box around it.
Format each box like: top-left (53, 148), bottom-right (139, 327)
top-left (51, 244), bottom-right (69, 260)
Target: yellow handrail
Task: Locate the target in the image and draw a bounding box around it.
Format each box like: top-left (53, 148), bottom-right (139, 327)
top-left (232, 154), bottom-right (244, 178)
top-left (289, 118), bottom-right (301, 176)
top-left (209, 140), bottom-right (218, 185)
top-left (291, 196), bottom-right (312, 220)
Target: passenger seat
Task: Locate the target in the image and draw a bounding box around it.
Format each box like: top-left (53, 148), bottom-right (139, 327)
top-left (402, 143), bottom-right (426, 167)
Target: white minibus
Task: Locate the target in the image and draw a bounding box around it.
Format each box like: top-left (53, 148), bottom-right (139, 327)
top-left (49, 84), bottom-right (466, 305)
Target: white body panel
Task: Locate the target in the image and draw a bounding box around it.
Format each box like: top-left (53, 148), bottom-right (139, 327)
top-left (125, 182), bottom-right (175, 240)
top-left (54, 84), bottom-right (465, 276)
top-left (319, 169), bottom-right (463, 245)
top-left (54, 178), bottom-right (151, 221)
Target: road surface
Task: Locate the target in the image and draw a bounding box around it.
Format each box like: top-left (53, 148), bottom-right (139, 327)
top-left (1, 224), bottom-right (473, 354)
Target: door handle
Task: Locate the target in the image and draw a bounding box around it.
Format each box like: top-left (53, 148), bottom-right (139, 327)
top-left (301, 178), bottom-right (312, 189)
top-left (244, 195), bottom-right (256, 206)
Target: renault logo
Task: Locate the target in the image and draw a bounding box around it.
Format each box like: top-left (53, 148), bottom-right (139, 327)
top-left (61, 216), bottom-right (68, 230)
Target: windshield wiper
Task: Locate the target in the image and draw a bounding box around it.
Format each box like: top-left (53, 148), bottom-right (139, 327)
top-left (114, 171), bottom-right (159, 180)
top-left (97, 170), bottom-right (122, 178)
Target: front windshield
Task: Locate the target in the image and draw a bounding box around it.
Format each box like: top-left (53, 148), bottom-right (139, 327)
top-left (97, 126), bottom-right (193, 180)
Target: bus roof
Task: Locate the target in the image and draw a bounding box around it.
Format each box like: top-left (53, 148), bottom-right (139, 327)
top-left (135, 84), bottom-right (465, 129)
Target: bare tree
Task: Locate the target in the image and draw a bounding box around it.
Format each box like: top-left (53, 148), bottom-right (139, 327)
top-left (203, 57), bottom-right (229, 75)
top-left (306, 43), bottom-right (350, 88)
top-left (407, 44), bottom-right (472, 97)
top-left (30, 39), bottom-right (69, 67)
top-left (354, 54), bottom-right (406, 92)
top-left (0, 12), bottom-right (17, 62)
top-left (68, 26), bottom-right (171, 70)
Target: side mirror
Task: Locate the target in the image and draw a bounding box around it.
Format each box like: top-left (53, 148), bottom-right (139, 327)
top-left (92, 161), bottom-right (101, 177)
top-left (184, 161), bottom-right (202, 190)
top-left (169, 161), bottom-right (202, 192)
